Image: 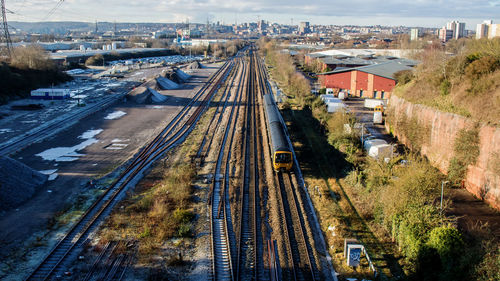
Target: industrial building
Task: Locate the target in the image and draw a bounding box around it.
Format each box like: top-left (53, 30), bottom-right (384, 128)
top-left (305, 51), bottom-right (418, 72)
top-left (31, 89), bottom-right (70, 100)
top-left (317, 61), bottom-right (413, 100)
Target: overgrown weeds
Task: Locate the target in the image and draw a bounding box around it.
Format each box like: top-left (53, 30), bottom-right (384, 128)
top-left (100, 162), bottom-right (196, 262)
top-left (394, 38), bottom-right (500, 125)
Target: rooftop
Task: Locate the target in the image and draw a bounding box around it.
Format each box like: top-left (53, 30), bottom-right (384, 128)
top-left (318, 61), bottom-right (413, 80)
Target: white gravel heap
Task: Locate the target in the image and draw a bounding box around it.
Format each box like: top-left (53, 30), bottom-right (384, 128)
top-left (156, 77), bottom-right (180, 90)
top-left (0, 156), bottom-right (48, 210)
top-left (175, 68), bottom-right (191, 82)
top-left (186, 61), bottom-right (202, 69)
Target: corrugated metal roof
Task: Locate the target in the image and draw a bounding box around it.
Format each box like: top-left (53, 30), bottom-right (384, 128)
top-left (318, 61), bottom-right (413, 80)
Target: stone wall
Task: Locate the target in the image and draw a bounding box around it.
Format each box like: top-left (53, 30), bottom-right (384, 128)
top-left (387, 95), bottom-right (500, 210)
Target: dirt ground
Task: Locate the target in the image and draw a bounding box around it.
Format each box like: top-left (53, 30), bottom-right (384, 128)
top-left (0, 64), bottom-right (221, 280)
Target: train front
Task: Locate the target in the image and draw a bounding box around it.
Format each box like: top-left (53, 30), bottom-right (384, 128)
top-left (273, 149), bottom-right (293, 172)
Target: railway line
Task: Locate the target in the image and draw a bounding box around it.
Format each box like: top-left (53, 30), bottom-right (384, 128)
top-left (0, 90), bottom-right (130, 156)
top-left (210, 57), bottom-right (247, 281)
top-left (25, 60), bottom-right (234, 281)
top-left (209, 46), bottom-right (321, 281)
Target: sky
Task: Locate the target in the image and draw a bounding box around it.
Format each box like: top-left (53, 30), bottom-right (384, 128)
top-left (6, 0), bottom-right (500, 29)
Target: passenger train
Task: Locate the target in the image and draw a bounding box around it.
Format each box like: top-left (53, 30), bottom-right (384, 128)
top-left (263, 93), bottom-right (293, 172)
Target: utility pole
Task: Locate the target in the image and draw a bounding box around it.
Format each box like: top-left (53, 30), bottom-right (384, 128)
top-left (440, 181), bottom-right (449, 214)
top-left (1, 0), bottom-right (13, 56)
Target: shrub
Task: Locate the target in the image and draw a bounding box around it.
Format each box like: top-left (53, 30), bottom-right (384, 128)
top-left (448, 127), bottom-right (480, 183)
top-left (427, 226), bottom-right (465, 278)
top-left (465, 56), bottom-right (500, 80)
top-left (474, 240), bottom-right (500, 281)
top-left (427, 226), bottom-right (464, 261)
top-left (447, 157), bottom-right (467, 184)
top-left (85, 54), bottom-right (105, 66)
top-left (440, 79), bottom-right (451, 96)
top-left (394, 70), bottom-right (414, 84)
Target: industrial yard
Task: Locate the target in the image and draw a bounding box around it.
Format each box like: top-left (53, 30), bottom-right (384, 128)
top-left (0, 59), bottom-right (223, 280)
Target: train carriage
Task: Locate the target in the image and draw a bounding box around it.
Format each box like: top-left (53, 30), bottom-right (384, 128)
top-left (263, 93), bottom-right (293, 172)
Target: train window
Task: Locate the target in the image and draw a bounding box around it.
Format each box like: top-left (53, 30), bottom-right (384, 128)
top-left (275, 153), bottom-right (291, 163)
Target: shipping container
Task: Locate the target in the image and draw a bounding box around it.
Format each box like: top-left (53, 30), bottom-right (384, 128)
top-left (364, 98), bottom-right (386, 109)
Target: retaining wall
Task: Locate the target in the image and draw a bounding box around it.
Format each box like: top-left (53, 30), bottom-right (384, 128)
top-left (387, 95), bottom-right (500, 210)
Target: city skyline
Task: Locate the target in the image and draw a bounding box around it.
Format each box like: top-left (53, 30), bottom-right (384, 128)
top-left (6, 0), bottom-right (500, 29)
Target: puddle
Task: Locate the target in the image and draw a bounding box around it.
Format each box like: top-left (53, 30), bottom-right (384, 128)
top-left (36, 129), bottom-right (102, 162)
top-left (0, 128), bottom-right (13, 133)
top-left (146, 105), bottom-right (166, 109)
top-left (104, 111), bottom-right (127, 120)
top-left (105, 143), bottom-right (128, 150)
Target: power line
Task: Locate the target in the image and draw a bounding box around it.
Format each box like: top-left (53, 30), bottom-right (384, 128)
top-left (42, 0), bottom-right (65, 21)
top-left (1, 0), bottom-right (13, 56)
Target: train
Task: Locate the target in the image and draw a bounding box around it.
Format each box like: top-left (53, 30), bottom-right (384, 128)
top-left (263, 93), bottom-right (293, 172)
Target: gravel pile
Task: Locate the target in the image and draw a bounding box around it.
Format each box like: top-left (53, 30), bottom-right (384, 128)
top-left (0, 156), bottom-right (48, 211)
top-left (127, 79), bottom-right (167, 104)
top-left (186, 61), bottom-right (202, 69)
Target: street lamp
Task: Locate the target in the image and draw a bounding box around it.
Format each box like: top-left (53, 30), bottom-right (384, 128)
top-left (440, 180), bottom-right (450, 213)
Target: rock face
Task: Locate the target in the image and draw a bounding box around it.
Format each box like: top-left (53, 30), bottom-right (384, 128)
top-left (387, 96), bottom-right (500, 210)
top-left (0, 156), bottom-right (48, 211)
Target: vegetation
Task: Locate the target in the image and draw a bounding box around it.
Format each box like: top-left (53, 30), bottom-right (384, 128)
top-left (101, 162), bottom-right (196, 262)
top-left (393, 38), bottom-right (500, 126)
top-left (0, 45), bottom-right (72, 104)
top-left (259, 38), bottom-right (498, 280)
top-left (447, 126), bottom-right (480, 184)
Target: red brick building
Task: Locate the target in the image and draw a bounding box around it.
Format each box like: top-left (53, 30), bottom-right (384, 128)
top-left (318, 62), bottom-right (413, 99)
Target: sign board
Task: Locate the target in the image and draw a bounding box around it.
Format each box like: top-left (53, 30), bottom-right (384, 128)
top-left (347, 244), bottom-right (363, 267)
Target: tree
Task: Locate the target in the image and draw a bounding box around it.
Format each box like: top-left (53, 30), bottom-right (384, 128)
top-left (10, 45), bottom-right (56, 71)
top-left (85, 54), bottom-right (105, 66)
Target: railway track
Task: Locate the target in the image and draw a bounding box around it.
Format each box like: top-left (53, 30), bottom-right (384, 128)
top-left (210, 46), bottom-right (322, 281)
top-left (210, 57), bottom-right (247, 281)
top-left (253, 49), bottom-right (318, 280)
top-left (277, 172), bottom-right (318, 281)
top-left (0, 90), bottom-right (131, 156)
top-left (236, 52), bottom-right (258, 281)
top-left (25, 61), bottom-right (233, 281)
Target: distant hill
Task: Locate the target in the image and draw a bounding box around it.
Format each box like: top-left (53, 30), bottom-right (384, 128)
top-left (9, 21), bottom-right (204, 35)
top-left (10, 21), bottom-right (93, 34)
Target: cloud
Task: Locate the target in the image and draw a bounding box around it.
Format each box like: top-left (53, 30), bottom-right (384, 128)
top-left (6, 0), bottom-right (500, 26)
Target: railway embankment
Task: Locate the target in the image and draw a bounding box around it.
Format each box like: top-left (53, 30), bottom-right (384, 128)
top-left (0, 156), bottom-right (48, 211)
top-left (386, 95), bottom-right (500, 210)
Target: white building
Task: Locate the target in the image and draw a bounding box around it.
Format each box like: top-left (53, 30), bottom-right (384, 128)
top-left (476, 21), bottom-right (491, 39)
top-left (444, 21), bottom-right (466, 40)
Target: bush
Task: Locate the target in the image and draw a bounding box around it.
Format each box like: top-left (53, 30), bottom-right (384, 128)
top-left (465, 56), bottom-right (500, 80)
top-left (448, 127), bottom-right (480, 183)
top-left (394, 70), bottom-right (414, 84)
top-left (440, 79), bottom-right (451, 96)
top-left (427, 226), bottom-right (464, 277)
top-left (427, 226), bottom-right (464, 258)
top-left (85, 54), bottom-right (104, 66)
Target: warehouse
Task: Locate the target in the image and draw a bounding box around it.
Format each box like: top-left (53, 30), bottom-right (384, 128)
top-left (317, 62), bottom-right (412, 99)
